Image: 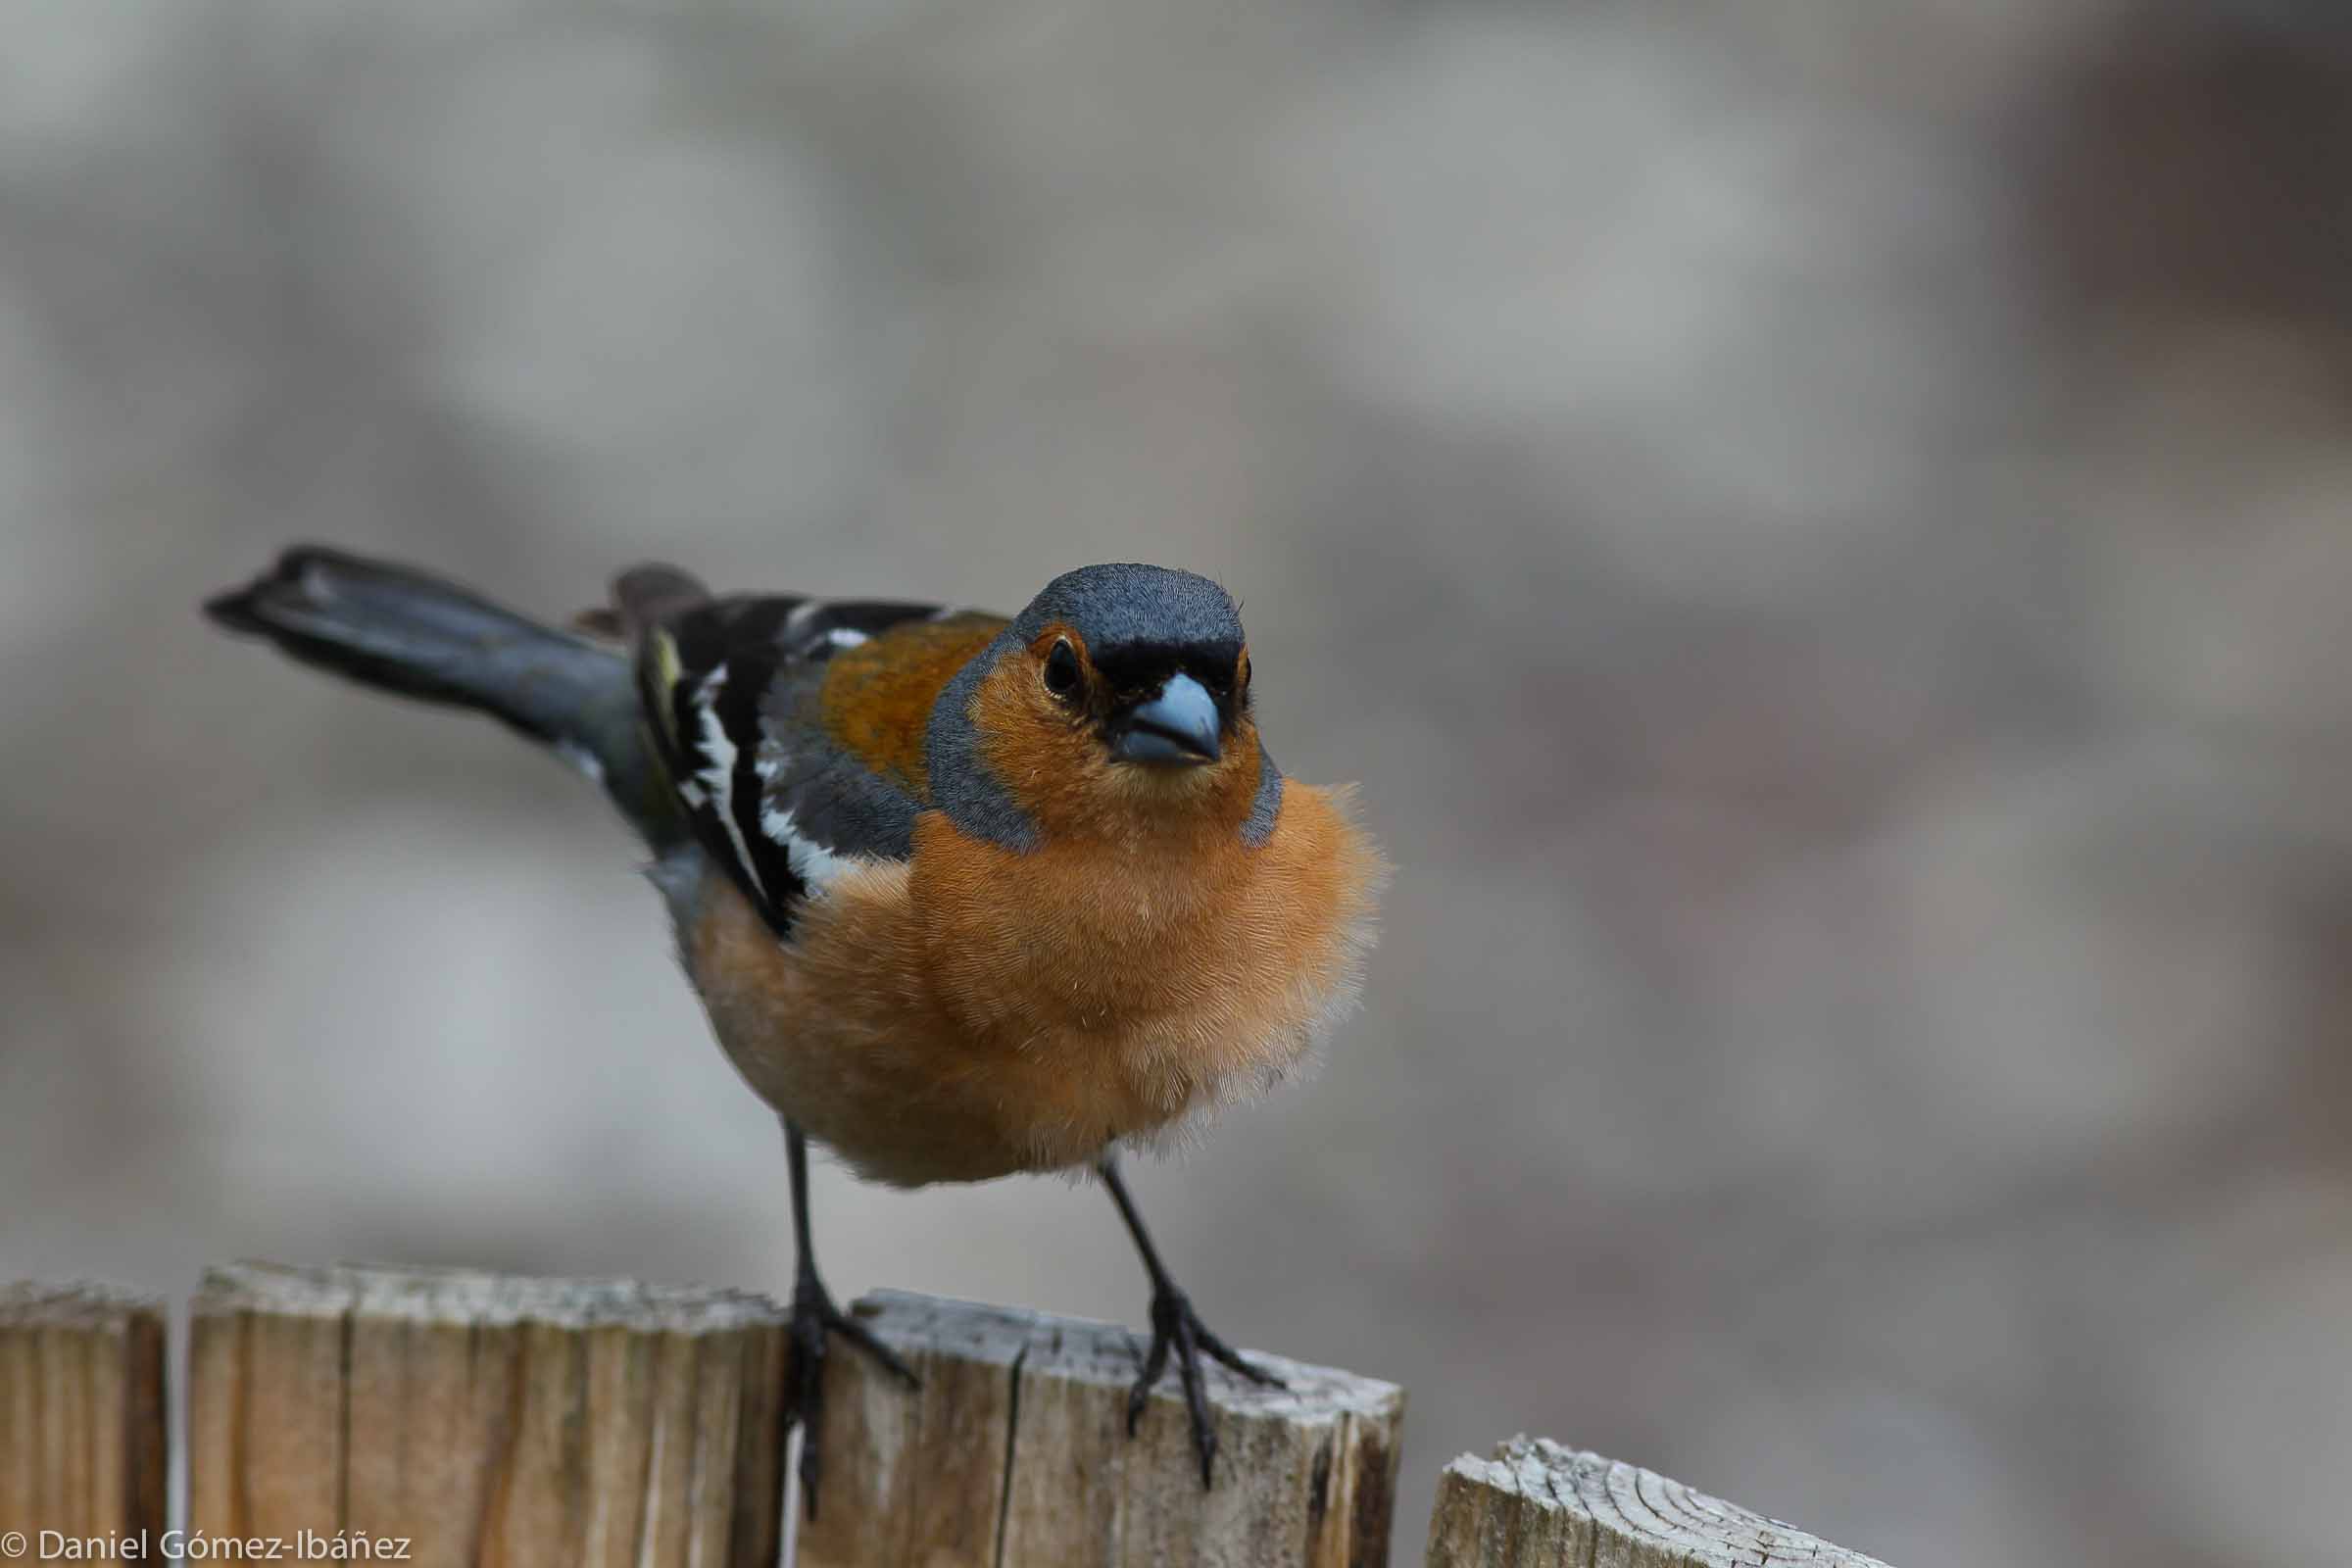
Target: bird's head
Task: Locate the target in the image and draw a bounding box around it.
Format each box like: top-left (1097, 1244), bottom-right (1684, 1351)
top-left (927, 564), bottom-right (1283, 850)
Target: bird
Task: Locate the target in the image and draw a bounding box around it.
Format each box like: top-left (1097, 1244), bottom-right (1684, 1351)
top-left (205, 546), bottom-right (1384, 1510)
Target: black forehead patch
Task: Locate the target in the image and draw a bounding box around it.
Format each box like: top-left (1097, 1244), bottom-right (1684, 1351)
top-left (1011, 564), bottom-right (1244, 655)
top-left (1091, 638), bottom-right (1243, 696)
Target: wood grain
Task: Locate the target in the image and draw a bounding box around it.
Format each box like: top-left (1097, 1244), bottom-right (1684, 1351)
top-left (797, 1289), bottom-right (1405, 1568)
top-left (1424, 1436), bottom-right (1893, 1568)
top-left (0, 1283), bottom-right (168, 1544)
top-left (186, 1261), bottom-right (789, 1568)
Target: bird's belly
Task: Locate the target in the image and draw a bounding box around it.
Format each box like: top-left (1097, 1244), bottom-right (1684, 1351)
top-left (674, 787), bottom-right (1380, 1189)
top-left (678, 858), bottom-right (1180, 1186)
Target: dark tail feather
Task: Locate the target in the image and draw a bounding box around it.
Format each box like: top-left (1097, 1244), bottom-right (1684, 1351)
top-left (206, 547), bottom-right (675, 837)
top-left (205, 547), bottom-right (620, 745)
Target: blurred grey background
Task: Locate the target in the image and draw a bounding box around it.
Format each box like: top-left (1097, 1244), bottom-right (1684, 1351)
top-left (5, 1), bottom-right (2351, 1562)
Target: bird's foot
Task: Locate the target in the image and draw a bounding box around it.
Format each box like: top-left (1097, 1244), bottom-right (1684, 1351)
top-left (785, 1274), bottom-right (919, 1518)
top-left (1124, 1284), bottom-right (1286, 1488)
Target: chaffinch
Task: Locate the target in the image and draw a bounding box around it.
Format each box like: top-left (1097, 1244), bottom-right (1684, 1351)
top-left (206, 548), bottom-right (1383, 1506)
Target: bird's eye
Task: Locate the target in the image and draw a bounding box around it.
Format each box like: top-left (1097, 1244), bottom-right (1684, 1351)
top-left (1042, 639), bottom-right (1083, 700)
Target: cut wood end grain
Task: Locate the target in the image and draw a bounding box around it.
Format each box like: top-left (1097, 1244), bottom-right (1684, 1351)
top-left (0, 1281), bottom-right (164, 1329)
top-left (1427, 1436), bottom-right (1894, 1568)
top-left (194, 1258), bottom-right (784, 1332)
top-left (856, 1288), bottom-right (1404, 1418)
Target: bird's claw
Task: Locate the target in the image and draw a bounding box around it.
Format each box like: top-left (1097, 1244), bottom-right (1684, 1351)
top-left (1123, 1285), bottom-right (1285, 1489)
top-left (785, 1276), bottom-right (919, 1519)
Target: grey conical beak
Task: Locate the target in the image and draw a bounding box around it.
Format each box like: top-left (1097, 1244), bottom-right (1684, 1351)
top-left (1111, 672), bottom-right (1222, 765)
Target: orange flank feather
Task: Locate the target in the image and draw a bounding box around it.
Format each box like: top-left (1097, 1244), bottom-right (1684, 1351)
top-left (683, 762), bottom-right (1384, 1187)
top-left (815, 612), bottom-right (1006, 794)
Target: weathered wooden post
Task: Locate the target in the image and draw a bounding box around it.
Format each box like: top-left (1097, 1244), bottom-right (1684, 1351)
top-left (1425, 1436), bottom-right (1892, 1568)
top-left (8, 1265), bottom-right (1405, 1566)
top-left (799, 1290), bottom-right (1406, 1568)
top-left (0, 1284), bottom-right (169, 1545)
top-left (187, 1261), bottom-right (792, 1567)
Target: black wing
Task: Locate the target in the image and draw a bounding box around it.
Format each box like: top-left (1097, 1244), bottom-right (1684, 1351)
top-left (633, 590), bottom-right (960, 937)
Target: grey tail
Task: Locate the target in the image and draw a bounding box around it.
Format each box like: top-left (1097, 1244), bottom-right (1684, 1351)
top-left (206, 546), bottom-right (677, 840)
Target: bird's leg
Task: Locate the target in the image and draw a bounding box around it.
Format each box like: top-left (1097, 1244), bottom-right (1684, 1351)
top-left (1098, 1153), bottom-right (1285, 1488)
top-left (781, 1120), bottom-right (917, 1519)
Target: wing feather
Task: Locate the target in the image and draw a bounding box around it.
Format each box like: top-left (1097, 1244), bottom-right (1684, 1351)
top-left (626, 584), bottom-right (1002, 937)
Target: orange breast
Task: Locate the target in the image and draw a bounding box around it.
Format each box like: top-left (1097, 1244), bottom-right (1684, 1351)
top-left (680, 779), bottom-right (1384, 1186)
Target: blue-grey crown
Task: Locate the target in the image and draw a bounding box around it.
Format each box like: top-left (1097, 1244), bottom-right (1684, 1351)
top-left (1009, 563), bottom-right (1245, 653)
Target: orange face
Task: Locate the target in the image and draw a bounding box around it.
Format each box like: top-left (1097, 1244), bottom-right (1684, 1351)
top-left (966, 621), bottom-right (1269, 845)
